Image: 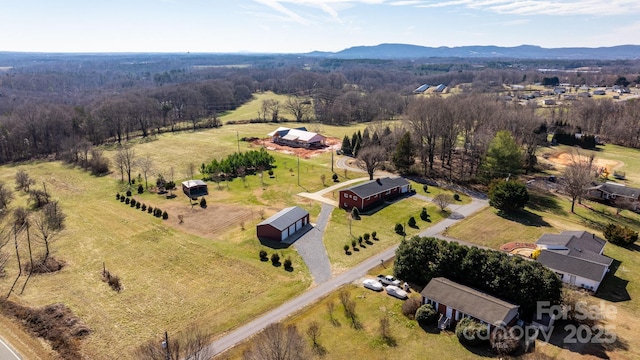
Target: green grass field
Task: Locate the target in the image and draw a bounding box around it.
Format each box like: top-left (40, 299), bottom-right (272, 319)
top-left (324, 197), bottom-right (449, 273)
top-left (220, 283), bottom-right (495, 360)
top-left (219, 92), bottom-right (301, 123)
top-left (220, 142), bottom-right (640, 360)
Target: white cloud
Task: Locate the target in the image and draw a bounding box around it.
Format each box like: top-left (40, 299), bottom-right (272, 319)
top-left (416, 0), bottom-right (640, 16)
top-left (253, 0), bottom-right (313, 25)
top-left (252, 0), bottom-right (389, 24)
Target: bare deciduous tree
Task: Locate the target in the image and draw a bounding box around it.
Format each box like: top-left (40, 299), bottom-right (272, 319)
top-left (32, 201), bottom-right (66, 261)
top-left (356, 145), bottom-right (386, 180)
top-left (0, 181), bottom-right (15, 213)
top-left (185, 162), bottom-right (196, 180)
top-left (15, 169), bottom-right (35, 192)
top-left (138, 154), bottom-right (154, 189)
top-left (284, 96), bottom-right (311, 122)
top-left (379, 315), bottom-right (396, 346)
top-left (242, 323), bottom-right (309, 360)
top-left (135, 325), bottom-right (212, 360)
top-left (115, 146), bottom-right (136, 184)
top-left (306, 321), bottom-right (321, 346)
top-left (28, 188), bottom-right (50, 209)
top-left (433, 194), bottom-right (454, 212)
top-left (563, 151), bottom-right (595, 213)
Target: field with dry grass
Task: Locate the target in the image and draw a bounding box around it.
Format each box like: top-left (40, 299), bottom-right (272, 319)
top-left (0, 122), bottom-right (376, 359)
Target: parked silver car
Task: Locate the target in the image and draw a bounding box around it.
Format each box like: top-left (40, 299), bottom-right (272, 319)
top-left (385, 285), bottom-right (408, 300)
top-left (377, 274), bottom-right (401, 286)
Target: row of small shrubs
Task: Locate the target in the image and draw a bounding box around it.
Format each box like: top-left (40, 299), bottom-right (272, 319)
top-left (343, 231), bottom-right (378, 254)
top-left (259, 250), bottom-right (293, 270)
top-left (116, 193), bottom-right (168, 220)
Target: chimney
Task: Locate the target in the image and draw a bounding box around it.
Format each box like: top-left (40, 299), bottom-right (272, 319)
top-left (376, 178), bottom-right (382, 185)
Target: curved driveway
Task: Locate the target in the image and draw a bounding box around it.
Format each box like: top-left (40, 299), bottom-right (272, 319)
top-left (207, 193), bottom-right (488, 357)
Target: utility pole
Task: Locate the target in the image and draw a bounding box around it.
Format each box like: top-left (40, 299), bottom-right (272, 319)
top-left (163, 331), bottom-right (170, 360)
top-left (236, 131), bottom-right (240, 153)
top-left (331, 150), bottom-right (334, 172)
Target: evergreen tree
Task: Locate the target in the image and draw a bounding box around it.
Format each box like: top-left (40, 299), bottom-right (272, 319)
top-left (488, 179), bottom-right (529, 213)
top-left (392, 132), bottom-right (415, 173)
top-left (371, 131), bottom-right (380, 145)
top-left (341, 135), bottom-right (352, 155)
top-left (362, 128), bottom-right (370, 146)
top-left (481, 130), bottom-right (523, 180)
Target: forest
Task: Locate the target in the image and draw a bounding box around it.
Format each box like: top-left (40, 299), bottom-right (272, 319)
top-left (1, 52), bottom-right (640, 181)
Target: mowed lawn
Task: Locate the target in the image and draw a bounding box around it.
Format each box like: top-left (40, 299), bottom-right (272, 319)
top-left (324, 196), bottom-right (449, 273)
top-left (219, 283), bottom-right (496, 360)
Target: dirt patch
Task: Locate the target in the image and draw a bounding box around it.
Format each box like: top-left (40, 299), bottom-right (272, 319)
top-left (544, 151), bottom-right (621, 171)
top-left (162, 201), bottom-right (261, 240)
top-left (250, 137), bottom-right (341, 159)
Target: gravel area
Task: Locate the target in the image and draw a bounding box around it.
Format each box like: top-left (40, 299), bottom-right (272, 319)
top-left (293, 203), bottom-right (334, 284)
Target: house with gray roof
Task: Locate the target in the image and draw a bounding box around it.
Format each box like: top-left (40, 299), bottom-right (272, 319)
top-left (413, 84), bottom-right (430, 93)
top-left (339, 177), bottom-right (412, 211)
top-left (535, 231), bottom-right (613, 292)
top-left (421, 277), bottom-right (520, 330)
top-left (587, 182), bottom-right (640, 210)
top-left (257, 206), bottom-right (310, 242)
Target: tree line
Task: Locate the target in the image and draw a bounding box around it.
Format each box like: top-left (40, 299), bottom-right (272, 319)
top-left (393, 236), bottom-right (563, 320)
top-left (1, 53), bottom-right (640, 166)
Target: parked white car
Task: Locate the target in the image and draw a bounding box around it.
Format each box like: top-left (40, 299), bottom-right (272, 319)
top-left (362, 278), bottom-right (384, 291)
top-left (385, 285), bottom-right (408, 299)
top-left (377, 274), bottom-right (401, 287)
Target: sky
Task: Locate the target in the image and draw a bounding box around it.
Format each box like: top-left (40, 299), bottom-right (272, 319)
top-left (2, 0), bottom-right (640, 53)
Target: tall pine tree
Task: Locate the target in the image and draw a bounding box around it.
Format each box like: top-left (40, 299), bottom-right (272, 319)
top-left (393, 132), bottom-right (415, 173)
top-left (341, 135), bottom-right (352, 155)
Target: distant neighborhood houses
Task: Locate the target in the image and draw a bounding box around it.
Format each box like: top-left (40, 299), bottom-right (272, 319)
top-left (413, 83), bottom-right (446, 94)
top-left (535, 231), bottom-right (613, 292)
top-left (267, 126), bottom-right (326, 149)
top-left (339, 177), bottom-right (412, 211)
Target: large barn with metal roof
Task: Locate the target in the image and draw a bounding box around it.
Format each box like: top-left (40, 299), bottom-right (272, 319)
top-left (256, 206), bottom-right (310, 242)
top-left (267, 127), bottom-right (326, 149)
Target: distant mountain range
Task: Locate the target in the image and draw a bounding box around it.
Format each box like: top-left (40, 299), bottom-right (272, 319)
top-left (306, 44), bottom-right (640, 60)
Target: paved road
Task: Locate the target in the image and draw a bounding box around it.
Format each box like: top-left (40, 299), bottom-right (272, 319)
top-left (207, 195), bottom-right (488, 357)
top-left (293, 203), bottom-right (334, 284)
top-left (0, 337), bottom-right (21, 360)
top-left (297, 176), bottom-right (369, 206)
